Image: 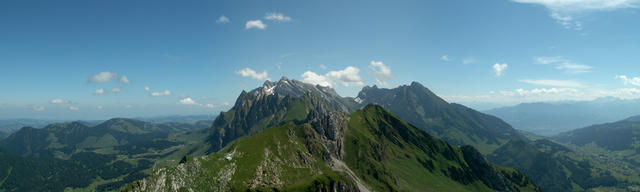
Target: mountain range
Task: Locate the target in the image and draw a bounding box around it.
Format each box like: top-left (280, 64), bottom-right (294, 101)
top-left (125, 105), bottom-right (540, 192)
top-left (3, 77), bottom-right (640, 191)
top-left (484, 98), bottom-right (640, 136)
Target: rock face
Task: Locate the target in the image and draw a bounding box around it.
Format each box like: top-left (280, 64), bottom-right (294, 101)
top-left (206, 77), bottom-right (355, 153)
top-left (126, 104), bottom-right (541, 192)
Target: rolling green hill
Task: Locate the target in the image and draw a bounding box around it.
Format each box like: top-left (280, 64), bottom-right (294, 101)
top-left (554, 115), bottom-right (640, 154)
top-left (489, 139), bottom-right (640, 191)
top-left (0, 118), bottom-right (211, 191)
top-left (125, 105), bottom-right (540, 192)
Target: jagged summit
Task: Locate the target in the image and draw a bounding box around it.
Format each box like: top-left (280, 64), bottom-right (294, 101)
top-left (253, 76), bottom-right (339, 99)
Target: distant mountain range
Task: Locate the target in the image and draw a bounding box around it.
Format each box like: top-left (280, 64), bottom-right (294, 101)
top-left (0, 115), bottom-right (214, 139)
top-left (484, 97), bottom-right (640, 136)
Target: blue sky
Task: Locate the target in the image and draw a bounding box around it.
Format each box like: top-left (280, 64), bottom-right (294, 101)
top-left (1, 0), bottom-right (640, 119)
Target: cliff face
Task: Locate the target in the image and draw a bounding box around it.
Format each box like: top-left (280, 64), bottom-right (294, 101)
top-left (206, 77), bottom-right (354, 153)
top-left (126, 105), bottom-right (540, 192)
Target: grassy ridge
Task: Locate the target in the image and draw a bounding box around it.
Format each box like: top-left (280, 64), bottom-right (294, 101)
top-left (126, 105), bottom-right (540, 192)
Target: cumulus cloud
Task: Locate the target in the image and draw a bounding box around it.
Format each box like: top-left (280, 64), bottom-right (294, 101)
top-left (69, 106), bottom-right (79, 111)
top-left (88, 71), bottom-right (131, 84)
top-left (301, 66), bottom-right (364, 87)
top-left (151, 90), bottom-right (171, 96)
top-left (119, 75), bottom-right (130, 84)
top-left (33, 106), bottom-right (45, 111)
top-left (236, 68), bottom-right (270, 80)
top-left (616, 75), bottom-right (640, 86)
top-left (369, 60), bottom-right (393, 87)
top-left (177, 97), bottom-right (215, 108)
top-left (534, 56), bottom-right (592, 73)
top-left (89, 72), bottom-right (118, 83)
top-left (301, 71), bottom-right (332, 87)
top-left (50, 99), bottom-right (71, 104)
top-left (326, 66), bottom-right (364, 86)
top-left (144, 86), bottom-right (150, 91)
top-left (265, 12), bottom-right (292, 22)
top-left (245, 20), bottom-right (267, 30)
top-left (216, 15), bottom-right (230, 24)
top-left (111, 87), bottom-right (121, 94)
top-left (94, 88), bottom-right (105, 95)
top-left (178, 97), bottom-right (197, 105)
top-left (519, 79), bottom-right (584, 88)
top-left (512, 0), bottom-right (640, 30)
top-left (441, 55), bottom-right (452, 62)
top-left (493, 63), bottom-right (508, 77)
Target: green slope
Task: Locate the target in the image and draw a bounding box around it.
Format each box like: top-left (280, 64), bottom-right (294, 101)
top-left (489, 139), bottom-right (640, 191)
top-left (0, 118), bottom-right (211, 191)
top-left (125, 105), bottom-right (539, 192)
top-left (354, 82), bottom-right (524, 154)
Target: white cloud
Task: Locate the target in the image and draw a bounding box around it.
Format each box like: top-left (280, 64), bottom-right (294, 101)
top-left (441, 55), bottom-right (452, 62)
top-left (236, 68), bottom-right (269, 80)
top-left (33, 106), bottom-right (45, 111)
top-left (265, 12), bottom-right (292, 22)
top-left (301, 66), bottom-right (364, 87)
top-left (319, 64), bottom-right (327, 70)
top-left (245, 20), bottom-right (267, 30)
top-left (534, 56), bottom-right (592, 73)
top-left (178, 97), bottom-right (197, 105)
top-left (223, 102), bottom-right (231, 106)
top-left (216, 15), bottom-right (230, 24)
top-left (176, 97), bottom-right (214, 108)
top-left (369, 60), bottom-right (393, 87)
top-left (550, 12), bottom-right (582, 30)
top-left (119, 75), bottom-right (130, 84)
top-left (97, 105), bottom-right (103, 109)
top-left (151, 90), bottom-right (171, 96)
top-left (301, 71), bottom-right (332, 87)
top-left (89, 71), bottom-right (118, 83)
top-left (326, 66), bottom-right (364, 86)
top-left (512, 0), bottom-right (640, 30)
top-left (111, 87), bottom-right (121, 94)
top-left (125, 105), bottom-right (132, 109)
top-left (50, 99), bottom-right (71, 104)
top-left (94, 88), bottom-right (105, 95)
top-left (493, 63), bottom-right (508, 77)
top-left (444, 87), bottom-right (640, 106)
top-left (512, 0), bottom-right (640, 12)
top-left (144, 86), bottom-right (150, 91)
top-left (462, 58), bottom-right (476, 64)
top-left (69, 106), bottom-right (79, 111)
top-left (519, 79), bottom-right (584, 87)
top-left (616, 75), bottom-right (640, 86)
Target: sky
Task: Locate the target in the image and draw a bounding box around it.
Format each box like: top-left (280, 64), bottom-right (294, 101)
top-left (1, 0), bottom-right (640, 120)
